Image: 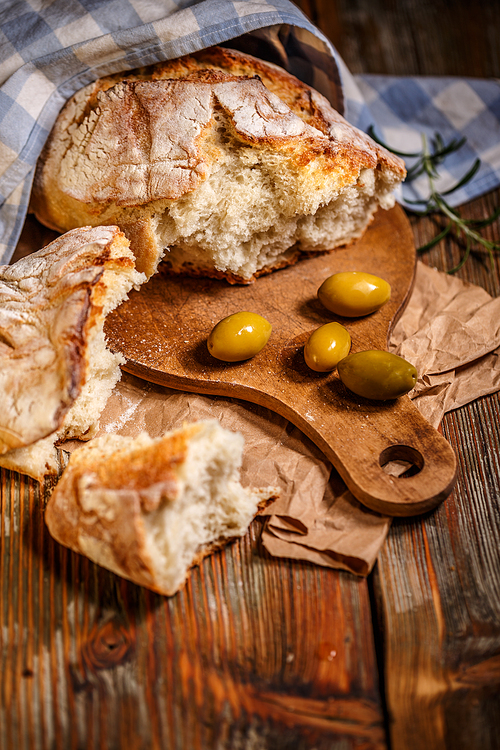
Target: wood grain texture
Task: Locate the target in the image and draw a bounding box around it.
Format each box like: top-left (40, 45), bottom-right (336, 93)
top-left (0, 470), bottom-right (386, 750)
top-left (371, 190), bottom-right (500, 749)
top-left (294, 0), bottom-right (500, 78)
top-left (105, 206), bottom-right (456, 517)
top-left (374, 392), bottom-right (500, 750)
top-left (295, 1), bottom-right (500, 747)
top-left (2, 1), bottom-right (500, 748)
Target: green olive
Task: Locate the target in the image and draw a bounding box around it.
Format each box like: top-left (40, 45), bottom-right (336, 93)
top-left (304, 322), bottom-right (351, 372)
top-left (337, 350), bottom-right (417, 400)
top-left (207, 311), bottom-right (272, 362)
top-left (318, 272), bottom-right (391, 317)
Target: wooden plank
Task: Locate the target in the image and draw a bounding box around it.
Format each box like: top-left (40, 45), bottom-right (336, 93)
top-left (373, 392), bottom-right (500, 750)
top-left (0, 469), bottom-right (387, 748)
top-left (4, 2), bottom-right (500, 748)
top-left (294, 0), bottom-right (500, 79)
top-left (294, 1), bottom-right (500, 747)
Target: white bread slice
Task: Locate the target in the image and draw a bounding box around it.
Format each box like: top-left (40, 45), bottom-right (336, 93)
top-left (45, 420), bottom-right (278, 595)
top-left (0, 226), bottom-right (145, 480)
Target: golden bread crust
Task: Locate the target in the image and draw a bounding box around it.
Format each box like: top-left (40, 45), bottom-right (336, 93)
top-left (45, 426), bottom-right (203, 591)
top-left (45, 423), bottom-right (279, 596)
top-left (31, 46), bottom-right (405, 282)
top-left (0, 226), bottom-right (136, 456)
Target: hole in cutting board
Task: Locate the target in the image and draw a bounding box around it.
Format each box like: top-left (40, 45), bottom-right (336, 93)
top-left (379, 444), bottom-right (424, 478)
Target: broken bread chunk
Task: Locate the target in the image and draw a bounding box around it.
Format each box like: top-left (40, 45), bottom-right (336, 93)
top-left (45, 420), bottom-right (278, 596)
top-left (0, 226), bottom-right (145, 480)
top-left (31, 46), bottom-right (406, 283)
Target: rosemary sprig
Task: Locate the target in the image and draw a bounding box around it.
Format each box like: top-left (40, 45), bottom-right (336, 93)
top-left (367, 126), bottom-right (500, 273)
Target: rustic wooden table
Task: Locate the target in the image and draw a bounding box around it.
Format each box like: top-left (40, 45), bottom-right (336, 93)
top-left (1, 1), bottom-right (499, 749)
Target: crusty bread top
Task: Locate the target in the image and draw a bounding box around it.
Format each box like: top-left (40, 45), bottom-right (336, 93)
top-left (45, 425), bottom-right (204, 589)
top-left (45, 421), bottom-right (278, 595)
top-left (30, 46), bottom-right (405, 231)
top-left (67, 421), bottom-right (202, 504)
top-left (0, 226), bottom-right (141, 455)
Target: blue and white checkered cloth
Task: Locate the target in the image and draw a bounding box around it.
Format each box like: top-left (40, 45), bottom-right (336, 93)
top-left (1, 0), bottom-right (499, 265)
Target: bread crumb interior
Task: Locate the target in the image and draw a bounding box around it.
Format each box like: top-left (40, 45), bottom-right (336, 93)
top-left (158, 111), bottom-right (397, 280)
top-left (142, 421), bottom-right (259, 594)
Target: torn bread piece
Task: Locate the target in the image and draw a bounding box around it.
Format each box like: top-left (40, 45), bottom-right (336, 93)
top-left (0, 226), bottom-right (145, 480)
top-left (45, 420), bottom-right (278, 596)
top-left (31, 46), bottom-right (406, 283)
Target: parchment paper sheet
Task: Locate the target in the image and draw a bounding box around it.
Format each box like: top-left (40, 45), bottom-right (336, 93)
top-left (86, 262), bottom-right (500, 576)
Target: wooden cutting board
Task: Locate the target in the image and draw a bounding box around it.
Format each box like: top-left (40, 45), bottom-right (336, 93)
top-left (105, 205), bottom-right (457, 517)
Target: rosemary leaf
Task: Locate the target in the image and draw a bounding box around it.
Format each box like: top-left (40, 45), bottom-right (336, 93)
top-left (369, 126), bottom-right (500, 272)
top-left (417, 223), bottom-right (452, 253)
top-left (462, 206), bottom-right (500, 228)
top-left (448, 235), bottom-right (472, 274)
top-left (431, 135), bottom-right (467, 161)
top-left (367, 125), bottom-right (421, 158)
top-left (441, 158), bottom-right (481, 195)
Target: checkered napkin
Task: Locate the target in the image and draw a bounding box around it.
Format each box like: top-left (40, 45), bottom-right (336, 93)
top-left (1, 0), bottom-right (499, 265)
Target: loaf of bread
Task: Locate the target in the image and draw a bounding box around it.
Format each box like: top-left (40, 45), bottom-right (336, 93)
top-left (45, 420), bottom-right (278, 595)
top-left (30, 46), bottom-right (406, 283)
top-left (0, 226), bottom-right (145, 480)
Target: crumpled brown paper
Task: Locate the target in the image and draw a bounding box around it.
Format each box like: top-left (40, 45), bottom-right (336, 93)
top-left (78, 261), bottom-right (500, 576)
top-left (390, 263), bottom-right (500, 428)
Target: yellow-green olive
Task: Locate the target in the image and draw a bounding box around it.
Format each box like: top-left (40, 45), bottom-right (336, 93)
top-left (304, 322), bottom-right (351, 372)
top-left (318, 272), bottom-right (391, 317)
top-left (207, 311), bottom-right (272, 362)
top-left (337, 350), bottom-right (417, 400)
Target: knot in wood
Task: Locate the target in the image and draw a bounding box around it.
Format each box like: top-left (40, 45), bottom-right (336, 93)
top-left (83, 617), bottom-right (134, 670)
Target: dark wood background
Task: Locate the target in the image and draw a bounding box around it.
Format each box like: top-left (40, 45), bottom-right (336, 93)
top-left (1, 1), bottom-right (500, 748)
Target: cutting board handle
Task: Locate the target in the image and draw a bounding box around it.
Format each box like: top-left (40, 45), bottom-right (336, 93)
top-left (270, 389), bottom-right (457, 517)
top-left (124, 360), bottom-right (457, 518)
